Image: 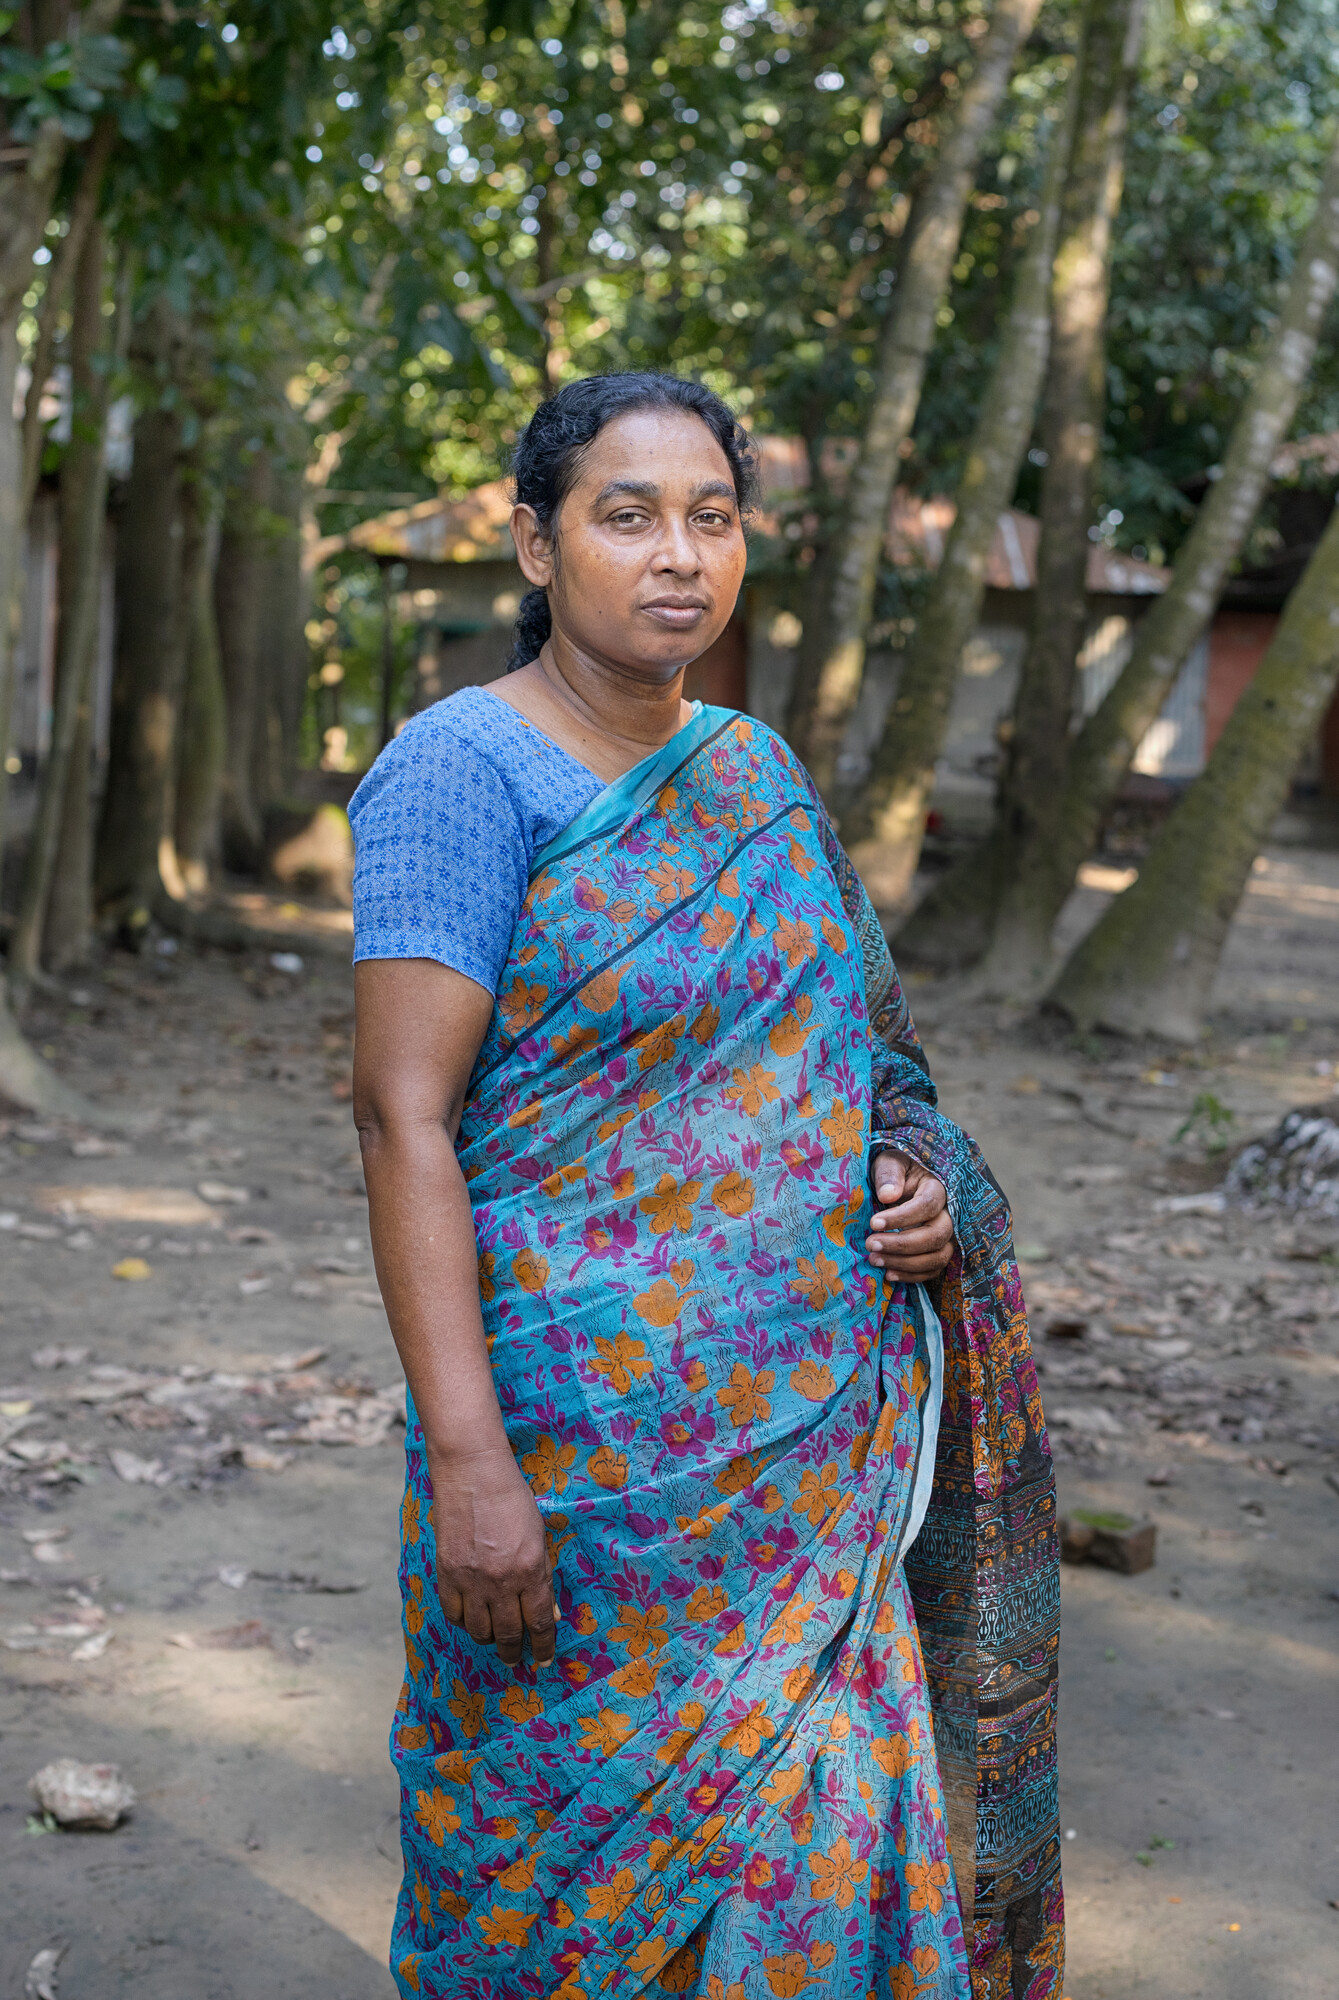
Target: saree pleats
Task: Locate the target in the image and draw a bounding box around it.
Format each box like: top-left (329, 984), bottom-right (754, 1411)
top-left (390, 710), bottom-right (1062, 2000)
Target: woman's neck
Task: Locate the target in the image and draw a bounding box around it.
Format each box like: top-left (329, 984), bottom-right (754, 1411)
top-left (489, 639), bottom-right (693, 783)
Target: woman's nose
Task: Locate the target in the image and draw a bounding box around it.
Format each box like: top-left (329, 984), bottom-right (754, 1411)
top-left (651, 514), bottom-right (701, 572)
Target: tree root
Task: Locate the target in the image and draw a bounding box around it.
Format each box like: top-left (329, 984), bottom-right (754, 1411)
top-left (0, 983), bottom-right (100, 1121)
top-left (152, 887), bottom-right (350, 962)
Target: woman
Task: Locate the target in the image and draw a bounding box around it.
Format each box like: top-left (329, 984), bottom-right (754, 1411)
top-left (351, 373), bottom-right (1063, 2000)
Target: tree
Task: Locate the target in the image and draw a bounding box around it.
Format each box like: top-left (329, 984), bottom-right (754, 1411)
top-left (781, 0), bottom-right (1045, 798)
top-left (1048, 495), bottom-right (1339, 1042)
top-left (9, 213), bottom-right (115, 989)
top-left (992, 122), bottom-right (1339, 972)
top-left (0, 4), bottom-right (126, 884)
top-left (172, 489), bottom-right (226, 895)
top-left (0, 2), bottom-right (131, 1113)
top-left (94, 301), bottom-right (192, 931)
top-left (842, 62), bottom-right (1075, 908)
top-left (897, 0), bottom-right (1145, 978)
top-left (214, 440), bottom-right (277, 870)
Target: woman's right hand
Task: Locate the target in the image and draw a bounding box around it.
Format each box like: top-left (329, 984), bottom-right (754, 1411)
top-left (427, 1445), bottom-right (558, 1669)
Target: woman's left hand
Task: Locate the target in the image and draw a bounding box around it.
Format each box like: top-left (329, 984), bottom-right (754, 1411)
top-left (865, 1149), bottom-right (955, 1281)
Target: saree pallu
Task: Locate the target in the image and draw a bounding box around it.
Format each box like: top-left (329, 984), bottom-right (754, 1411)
top-left (391, 707), bottom-right (1063, 2000)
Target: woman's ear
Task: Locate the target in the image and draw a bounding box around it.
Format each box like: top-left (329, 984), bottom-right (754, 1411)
top-left (511, 504), bottom-right (554, 589)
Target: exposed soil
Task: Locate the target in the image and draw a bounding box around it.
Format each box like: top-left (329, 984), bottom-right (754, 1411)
top-left (2, 847), bottom-right (1337, 2000)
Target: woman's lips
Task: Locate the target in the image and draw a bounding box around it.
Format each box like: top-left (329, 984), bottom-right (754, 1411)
top-left (642, 600), bottom-right (708, 626)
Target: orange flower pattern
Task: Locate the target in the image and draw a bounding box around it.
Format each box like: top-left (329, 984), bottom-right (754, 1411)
top-left (388, 711), bottom-right (1061, 1999)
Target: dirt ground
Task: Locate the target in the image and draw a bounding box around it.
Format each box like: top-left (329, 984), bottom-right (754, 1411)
top-left (2, 846), bottom-right (1337, 2000)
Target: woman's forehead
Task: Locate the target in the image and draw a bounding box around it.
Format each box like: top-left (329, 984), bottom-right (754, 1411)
top-left (572, 407), bottom-right (733, 490)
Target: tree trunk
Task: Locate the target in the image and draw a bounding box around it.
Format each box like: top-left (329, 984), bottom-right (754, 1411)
top-left (1006, 124), bottom-right (1339, 959)
top-left (10, 219), bottom-right (112, 990)
top-left (173, 497), bottom-right (226, 893)
top-left (897, 0), bottom-right (1144, 977)
top-left (1049, 498), bottom-right (1339, 1042)
top-left (0, 2), bottom-right (122, 1117)
top-left (95, 313), bottom-right (190, 929)
top-left (47, 246), bottom-right (135, 973)
top-left (783, 0), bottom-right (1044, 795)
top-left (261, 451), bottom-right (307, 789)
top-left (0, 317), bottom-right (25, 860)
top-left (20, 116), bottom-right (115, 517)
top-left (973, 0), bottom-right (1144, 993)
top-left (214, 447), bottom-right (272, 871)
top-left (842, 68), bottom-right (1076, 911)
top-left (0, 2), bottom-right (124, 881)
top-left (44, 696), bottom-right (95, 971)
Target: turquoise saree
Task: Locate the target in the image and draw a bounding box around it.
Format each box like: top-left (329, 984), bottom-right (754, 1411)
top-left (390, 708), bottom-right (1062, 1999)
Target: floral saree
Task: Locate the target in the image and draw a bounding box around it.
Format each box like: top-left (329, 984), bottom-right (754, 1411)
top-left (391, 707), bottom-right (1063, 1999)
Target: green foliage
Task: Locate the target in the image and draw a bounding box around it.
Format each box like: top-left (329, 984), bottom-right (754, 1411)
top-left (0, 32), bottom-right (128, 141)
top-left (1101, 0), bottom-right (1339, 560)
top-left (1073, 1507), bottom-right (1136, 1531)
top-left (1174, 1089), bottom-right (1236, 1151)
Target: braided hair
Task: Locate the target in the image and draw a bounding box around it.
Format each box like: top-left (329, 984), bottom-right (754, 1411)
top-left (505, 372), bottom-right (758, 670)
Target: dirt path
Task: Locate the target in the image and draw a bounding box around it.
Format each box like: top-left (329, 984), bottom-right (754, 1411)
top-left (2, 850), bottom-right (1336, 1999)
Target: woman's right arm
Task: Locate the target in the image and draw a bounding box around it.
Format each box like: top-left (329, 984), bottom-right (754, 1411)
top-left (353, 958), bottom-right (556, 1671)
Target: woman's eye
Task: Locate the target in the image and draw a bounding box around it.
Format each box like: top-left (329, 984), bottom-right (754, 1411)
top-left (694, 510), bottom-right (731, 528)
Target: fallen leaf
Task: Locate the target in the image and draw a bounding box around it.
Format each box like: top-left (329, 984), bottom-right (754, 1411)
top-left (41, 1185), bottom-right (216, 1227)
top-left (1047, 1405), bottom-right (1126, 1437)
top-left (109, 1448), bottom-right (169, 1486)
top-left (199, 1619), bottom-right (273, 1650)
top-left (241, 1444), bottom-right (293, 1473)
top-left (24, 1944), bottom-right (66, 2000)
top-left (71, 1629), bottom-right (113, 1662)
top-left (111, 1258), bottom-right (152, 1282)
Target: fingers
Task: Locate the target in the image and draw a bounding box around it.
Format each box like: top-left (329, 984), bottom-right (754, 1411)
top-left (871, 1150), bottom-right (908, 1207)
top-left (870, 1184), bottom-right (945, 1234)
top-left (438, 1582), bottom-right (464, 1628)
top-left (867, 1200), bottom-right (953, 1256)
top-left (490, 1597), bottom-right (527, 1668)
top-left (866, 1223), bottom-right (950, 1262)
top-left (521, 1580), bottom-right (558, 1668)
top-left (871, 1163), bottom-right (946, 1222)
top-left (868, 1246), bottom-right (953, 1279)
top-left (866, 1204), bottom-right (955, 1279)
top-left (462, 1596), bottom-right (494, 1649)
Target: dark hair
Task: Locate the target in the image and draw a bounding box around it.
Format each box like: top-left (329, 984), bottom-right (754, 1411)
top-left (505, 371), bottom-right (758, 670)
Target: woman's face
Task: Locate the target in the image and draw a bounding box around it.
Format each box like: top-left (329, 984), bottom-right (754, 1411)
top-left (512, 406), bottom-right (748, 683)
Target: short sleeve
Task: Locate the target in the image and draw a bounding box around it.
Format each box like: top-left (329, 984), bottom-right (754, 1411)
top-left (349, 709), bottom-right (528, 995)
